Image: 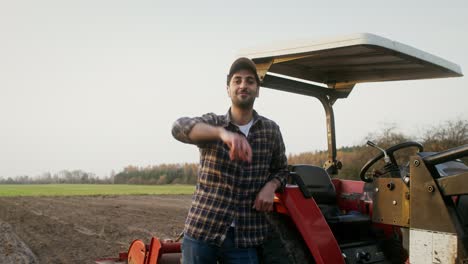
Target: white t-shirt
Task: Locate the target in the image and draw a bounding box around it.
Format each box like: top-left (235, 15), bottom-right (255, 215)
top-left (236, 119), bottom-right (253, 137)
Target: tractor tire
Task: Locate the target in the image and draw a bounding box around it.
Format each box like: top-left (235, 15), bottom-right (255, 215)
top-left (260, 213), bottom-right (315, 264)
top-left (381, 238), bottom-right (408, 264)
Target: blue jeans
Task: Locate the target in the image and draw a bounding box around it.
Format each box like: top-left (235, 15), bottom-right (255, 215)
top-left (182, 228), bottom-right (259, 264)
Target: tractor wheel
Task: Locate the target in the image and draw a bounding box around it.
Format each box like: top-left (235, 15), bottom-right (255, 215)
top-left (381, 238), bottom-right (408, 264)
top-left (260, 213), bottom-right (315, 264)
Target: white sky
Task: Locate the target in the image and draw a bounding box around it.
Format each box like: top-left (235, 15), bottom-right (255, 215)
top-left (1, 0), bottom-right (467, 178)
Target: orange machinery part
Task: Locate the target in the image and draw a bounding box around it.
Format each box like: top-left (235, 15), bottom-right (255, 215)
top-left (127, 237), bottom-right (181, 264)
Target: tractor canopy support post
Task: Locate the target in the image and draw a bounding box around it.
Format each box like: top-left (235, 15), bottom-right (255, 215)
top-left (261, 74), bottom-right (344, 175)
top-left (318, 96), bottom-right (340, 175)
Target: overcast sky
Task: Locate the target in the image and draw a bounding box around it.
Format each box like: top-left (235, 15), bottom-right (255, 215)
top-left (1, 0), bottom-right (467, 178)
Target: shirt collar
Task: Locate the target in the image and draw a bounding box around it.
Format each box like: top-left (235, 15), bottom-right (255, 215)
top-left (223, 108), bottom-right (260, 127)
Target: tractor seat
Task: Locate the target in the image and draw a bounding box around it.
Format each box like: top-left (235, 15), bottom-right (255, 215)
top-left (290, 165), bottom-right (370, 224)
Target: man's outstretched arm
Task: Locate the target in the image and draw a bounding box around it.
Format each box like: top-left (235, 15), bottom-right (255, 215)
top-left (172, 116), bottom-right (252, 162)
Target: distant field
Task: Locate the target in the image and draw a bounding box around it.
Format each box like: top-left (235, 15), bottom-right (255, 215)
top-left (0, 184), bottom-right (195, 196)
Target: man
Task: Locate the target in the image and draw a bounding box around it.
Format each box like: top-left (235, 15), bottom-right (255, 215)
top-left (172, 57), bottom-right (288, 264)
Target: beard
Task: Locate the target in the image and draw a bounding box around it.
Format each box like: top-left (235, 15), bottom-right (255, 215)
top-left (232, 95), bottom-right (256, 109)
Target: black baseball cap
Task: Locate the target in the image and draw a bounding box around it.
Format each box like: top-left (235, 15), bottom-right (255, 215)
top-left (227, 57), bottom-right (260, 85)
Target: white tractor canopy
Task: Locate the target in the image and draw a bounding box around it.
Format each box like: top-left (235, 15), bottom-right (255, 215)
top-left (239, 33), bottom-right (463, 97)
top-left (238, 34), bottom-right (464, 174)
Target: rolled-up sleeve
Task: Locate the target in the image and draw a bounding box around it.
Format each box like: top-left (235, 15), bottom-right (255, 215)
top-left (268, 126), bottom-right (289, 189)
top-left (171, 113), bottom-right (220, 145)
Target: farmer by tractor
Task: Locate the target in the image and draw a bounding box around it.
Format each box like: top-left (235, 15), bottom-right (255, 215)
top-left (171, 57), bottom-right (289, 264)
top-left (97, 33), bottom-right (467, 264)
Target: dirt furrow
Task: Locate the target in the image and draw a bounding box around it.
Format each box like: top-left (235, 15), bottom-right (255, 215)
top-left (0, 195), bottom-right (191, 264)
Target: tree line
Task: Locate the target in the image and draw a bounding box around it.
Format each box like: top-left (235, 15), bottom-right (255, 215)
top-left (288, 119), bottom-right (468, 180)
top-left (1, 119), bottom-right (466, 184)
top-left (0, 170), bottom-right (113, 184)
top-left (113, 163), bottom-right (198, 185)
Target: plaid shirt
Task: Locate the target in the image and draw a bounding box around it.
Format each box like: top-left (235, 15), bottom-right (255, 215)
top-left (172, 109), bottom-right (288, 248)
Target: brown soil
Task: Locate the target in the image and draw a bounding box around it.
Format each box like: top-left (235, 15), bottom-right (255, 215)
top-left (0, 195), bottom-right (192, 264)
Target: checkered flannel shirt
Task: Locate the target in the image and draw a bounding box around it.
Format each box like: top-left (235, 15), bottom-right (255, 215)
top-left (172, 109), bottom-right (288, 248)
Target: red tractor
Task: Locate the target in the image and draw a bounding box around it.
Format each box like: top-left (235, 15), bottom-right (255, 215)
top-left (96, 33), bottom-right (468, 264)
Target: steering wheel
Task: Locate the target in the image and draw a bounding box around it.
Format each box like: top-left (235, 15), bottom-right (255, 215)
top-left (360, 141), bottom-right (424, 182)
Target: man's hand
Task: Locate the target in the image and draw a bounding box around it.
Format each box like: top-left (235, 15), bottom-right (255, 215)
top-left (187, 124), bottom-right (252, 163)
top-left (253, 179), bottom-right (280, 212)
top-left (219, 128), bottom-right (252, 163)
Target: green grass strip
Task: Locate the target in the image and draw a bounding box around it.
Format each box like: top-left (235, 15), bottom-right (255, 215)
top-left (0, 184), bottom-right (195, 197)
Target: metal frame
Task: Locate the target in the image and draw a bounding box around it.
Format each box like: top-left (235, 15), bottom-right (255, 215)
top-left (262, 74), bottom-right (351, 174)
top-left (245, 33), bottom-right (463, 175)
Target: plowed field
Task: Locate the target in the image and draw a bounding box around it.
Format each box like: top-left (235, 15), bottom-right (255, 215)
top-left (0, 195), bottom-right (192, 263)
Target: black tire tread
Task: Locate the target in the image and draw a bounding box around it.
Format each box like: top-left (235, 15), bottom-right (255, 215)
top-left (261, 213), bottom-right (315, 264)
